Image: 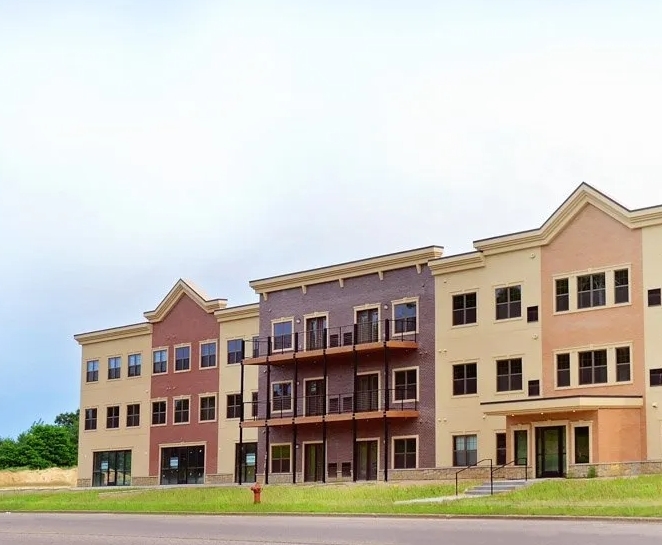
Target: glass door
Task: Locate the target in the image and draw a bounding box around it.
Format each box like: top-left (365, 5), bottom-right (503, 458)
top-left (535, 426), bottom-right (565, 478)
top-left (305, 379), bottom-right (326, 416)
top-left (356, 373), bottom-right (379, 412)
top-left (304, 443), bottom-right (324, 482)
top-left (306, 317), bottom-right (327, 350)
top-left (356, 440), bottom-right (378, 481)
top-left (356, 309), bottom-right (379, 344)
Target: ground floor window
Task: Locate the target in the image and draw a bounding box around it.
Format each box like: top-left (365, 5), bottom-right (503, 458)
top-left (453, 434), bottom-right (477, 466)
top-left (92, 450), bottom-right (131, 486)
top-left (160, 445), bottom-right (205, 485)
top-left (496, 433), bottom-right (506, 466)
top-left (574, 426), bottom-right (590, 464)
top-left (514, 430), bottom-right (528, 465)
top-left (393, 437), bottom-right (417, 469)
top-left (271, 444), bottom-right (291, 474)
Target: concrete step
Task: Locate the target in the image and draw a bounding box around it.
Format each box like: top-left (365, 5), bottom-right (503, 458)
top-left (465, 479), bottom-right (532, 496)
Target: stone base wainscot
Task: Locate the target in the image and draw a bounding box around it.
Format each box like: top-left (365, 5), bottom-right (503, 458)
top-left (567, 461), bottom-right (662, 478)
top-left (205, 473), bottom-right (234, 485)
top-left (76, 478), bottom-right (92, 487)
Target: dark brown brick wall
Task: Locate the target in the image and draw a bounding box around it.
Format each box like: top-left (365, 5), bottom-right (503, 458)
top-left (149, 294), bottom-right (220, 477)
top-left (256, 265), bottom-right (436, 477)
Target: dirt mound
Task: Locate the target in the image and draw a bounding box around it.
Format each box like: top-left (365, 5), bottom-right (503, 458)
top-left (0, 467), bottom-right (77, 488)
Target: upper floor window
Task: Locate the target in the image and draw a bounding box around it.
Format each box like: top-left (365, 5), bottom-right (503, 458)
top-left (174, 398), bottom-right (190, 424)
top-left (86, 360), bottom-right (99, 383)
top-left (200, 396), bottom-right (216, 421)
top-left (577, 273), bottom-right (606, 309)
top-left (175, 346), bottom-right (190, 372)
top-left (226, 394), bottom-right (242, 419)
top-left (394, 368), bottom-right (417, 401)
top-left (452, 293), bottom-right (477, 326)
top-left (556, 353), bottom-right (570, 387)
top-left (453, 363), bottom-right (477, 396)
top-left (126, 404), bottom-right (140, 427)
top-left (578, 349), bottom-right (607, 385)
top-left (200, 342), bottom-right (217, 368)
top-left (496, 358), bottom-right (522, 392)
top-left (393, 301), bottom-right (417, 335)
top-left (651, 368), bottom-right (662, 387)
top-left (153, 349), bottom-right (167, 374)
top-left (84, 408), bottom-right (97, 430)
top-left (227, 339), bottom-right (243, 364)
top-left (616, 346), bottom-right (631, 382)
top-left (106, 406), bottom-right (120, 429)
top-left (128, 354), bottom-right (141, 377)
top-left (555, 278), bottom-right (569, 312)
top-left (614, 269), bottom-right (629, 304)
top-left (152, 401), bottom-right (166, 425)
top-left (273, 320), bottom-right (293, 351)
top-left (648, 288), bottom-right (661, 307)
top-left (108, 357), bottom-right (121, 380)
top-left (272, 382), bottom-right (293, 413)
top-left (495, 286), bottom-right (521, 320)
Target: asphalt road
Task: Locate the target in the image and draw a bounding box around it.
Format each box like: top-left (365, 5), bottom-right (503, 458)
top-left (0, 513), bottom-right (661, 545)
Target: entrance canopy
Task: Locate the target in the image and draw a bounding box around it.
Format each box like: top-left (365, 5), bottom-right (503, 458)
top-left (480, 395), bottom-right (642, 416)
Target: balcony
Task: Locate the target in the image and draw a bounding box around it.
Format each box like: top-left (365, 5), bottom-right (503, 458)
top-left (243, 318), bottom-right (418, 366)
top-left (240, 388), bottom-right (420, 428)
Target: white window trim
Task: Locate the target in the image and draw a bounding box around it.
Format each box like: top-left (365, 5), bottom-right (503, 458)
top-left (302, 312), bottom-right (330, 351)
top-left (302, 376), bottom-right (327, 416)
top-left (225, 392), bottom-right (243, 420)
top-left (570, 421), bottom-right (593, 465)
top-left (353, 304), bottom-right (382, 342)
top-left (449, 289), bottom-right (480, 329)
top-left (151, 398), bottom-right (168, 427)
top-left (450, 360), bottom-right (479, 399)
top-left (391, 366), bottom-right (419, 403)
top-left (198, 393), bottom-right (218, 423)
top-left (83, 406), bottom-right (99, 433)
top-left (107, 355), bottom-right (122, 381)
top-left (270, 442), bottom-right (292, 474)
top-left (553, 342), bottom-right (634, 390)
top-left (152, 347), bottom-right (169, 375)
top-left (492, 282), bottom-right (524, 323)
top-left (511, 424), bottom-right (531, 467)
top-left (199, 339), bottom-right (218, 370)
top-left (126, 352), bottom-right (142, 379)
top-left (355, 437), bottom-right (381, 475)
top-left (390, 297), bottom-right (419, 337)
top-left (494, 355), bottom-right (525, 395)
top-left (173, 396), bottom-right (191, 425)
top-left (271, 317), bottom-right (295, 353)
top-left (173, 344), bottom-right (192, 374)
top-left (271, 380), bottom-right (294, 414)
top-left (125, 402), bottom-right (141, 428)
top-left (391, 435), bottom-right (419, 470)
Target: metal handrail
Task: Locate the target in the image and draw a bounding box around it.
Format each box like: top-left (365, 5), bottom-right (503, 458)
top-left (491, 457), bottom-right (528, 481)
top-left (455, 458), bottom-right (493, 496)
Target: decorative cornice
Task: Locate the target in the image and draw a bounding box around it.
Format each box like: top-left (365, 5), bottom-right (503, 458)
top-left (428, 252), bottom-right (485, 275)
top-left (143, 279), bottom-right (227, 323)
top-left (215, 303), bottom-right (260, 323)
top-left (249, 246), bottom-right (443, 296)
top-left (74, 323), bottom-right (152, 345)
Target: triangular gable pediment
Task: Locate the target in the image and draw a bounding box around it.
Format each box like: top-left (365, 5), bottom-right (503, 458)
top-left (473, 183), bottom-right (662, 255)
top-left (143, 279), bottom-right (227, 323)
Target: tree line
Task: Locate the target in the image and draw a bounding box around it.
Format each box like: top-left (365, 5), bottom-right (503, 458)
top-left (0, 410), bottom-right (79, 470)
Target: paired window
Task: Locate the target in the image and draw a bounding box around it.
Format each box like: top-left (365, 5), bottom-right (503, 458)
top-left (84, 408), bottom-right (97, 430)
top-left (496, 358), bottom-right (522, 392)
top-left (578, 349), bottom-right (607, 385)
top-left (273, 321), bottom-right (293, 351)
top-left (495, 286), bottom-right (521, 320)
top-left (86, 360), bottom-right (99, 383)
top-left (616, 347), bottom-right (631, 382)
top-left (394, 369), bottom-right (417, 401)
top-left (106, 406), bottom-right (120, 429)
top-left (452, 293), bottom-right (477, 326)
top-left (174, 398), bottom-right (190, 424)
top-left (453, 363), bottom-right (477, 396)
top-left (393, 438), bottom-right (417, 469)
top-left (128, 354), bottom-right (141, 377)
top-left (271, 444), bottom-right (291, 473)
top-left (453, 434), bottom-right (477, 467)
top-left (153, 350), bottom-right (167, 374)
top-left (574, 426), bottom-right (590, 464)
top-left (577, 273), bottom-right (606, 309)
top-left (394, 301), bottom-right (417, 334)
top-left (650, 369), bottom-right (662, 387)
top-left (108, 357), bottom-right (121, 380)
top-left (200, 342), bottom-right (217, 368)
top-left (227, 339), bottom-right (243, 364)
top-left (126, 404), bottom-right (140, 427)
top-left (496, 433), bottom-right (506, 466)
top-left (272, 382), bottom-right (293, 412)
top-left (152, 401), bottom-right (166, 425)
top-left (556, 353), bottom-right (570, 387)
top-left (555, 278), bottom-right (569, 312)
top-left (648, 288), bottom-right (662, 307)
top-left (614, 269), bottom-right (629, 304)
top-left (226, 394), bottom-right (242, 419)
top-left (200, 396), bottom-right (216, 421)
top-left (175, 346), bottom-right (190, 372)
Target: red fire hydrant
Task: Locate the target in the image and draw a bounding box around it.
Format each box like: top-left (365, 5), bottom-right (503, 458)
top-left (250, 482), bottom-right (262, 504)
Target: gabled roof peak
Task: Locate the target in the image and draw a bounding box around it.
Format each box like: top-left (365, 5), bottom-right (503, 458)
top-left (143, 279), bottom-right (227, 323)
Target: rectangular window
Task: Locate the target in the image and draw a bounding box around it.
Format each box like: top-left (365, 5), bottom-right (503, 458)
top-left (128, 354), bottom-right (141, 377)
top-left (227, 339), bottom-right (243, 364)
top-left (92, 450), bottom-right (132, 487)
top-left (273, 321), bottom-right (293, 351)
top-left (226, 394), bottom-right (242, 419)
top-left (453, 363), bottom-right (477, 396)
top-left (496, 433), bottom-right (506, 466)
top-left (614, 269), bottom-right (629, 304)
top-left (200, 396), bottom-right (216, 421)
top-left (106, 406), bottom-right (120, 429)
top-left (393, 438), bottom-right (417, 469)
top-left (453, 434), bottom-right (477, 467)
top-left (650, 368), bottom-right (662, 387)
top-left (126, 404), bottom-right (140, 427)
top-left (574, 426), bottom-right (590, 464)
top-left (556, 353), bottom-right (570, 387)
top-left (175, 346), bottom-right (190, 372)
top-left (86, 360), bottom-right (99, 383)
top-left (496, 358), bottom-right (523, 392)
top-left (341, 462), bottom-right (352, 477)
top-left (526, 305), bottom-right (539, 322)
top-left (495, 285), bottom-right (521, 320)
top-left (616, 346), bottom-right (631, 382)
top-left (108, 357), bottom-right (121, 380)
top-left (272, 382), bottom-right (293, 413)
top-left (394, 301), bottom-right (417, 334)
top-left (514, 430), bottom-right (528, 465)
top-left (152, 401), bottom-right (166, 425)
top-left (578, 349), bottom-right (608, 385)
top-left (174, 398), bottom-right (190, 424)
top-left (394, 369), bottom-right (417, 401)
top-left (153, 349), bottom-right (167, 374)
top-left (555, 278), bottom-right (569, 312)
top-left (251, 392), bottom-right (259, 418)
top-left (577, 273), bottom-right (606, 309)
top-left (648, 288), bottom-right (662, 307)
top-left (452, 293), bottom-right (477, 326)
top-left (200, 342), bottom-right (217, 368)
top-left (271, 444), bottom-right (291, 473)
top-left (252, 336), bottom-right (261, 358)
top-left (528, 379), bottom-right (540, 397)
top-left (84, 408), bottom-right (97, 430)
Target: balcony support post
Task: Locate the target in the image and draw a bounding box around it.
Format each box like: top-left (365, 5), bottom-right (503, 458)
top-left (322, 340), bottom-right (328, 484)
top-left (352, 343), bottom-right (358, 482)
top-left (238, 340), bottom-right (245, 485)
top-left (292, 424), bottom-right (297, 484)
top-left (383, 322), bottom-right (390, 482)
top-left (265, 425), bottom-right (270, 485)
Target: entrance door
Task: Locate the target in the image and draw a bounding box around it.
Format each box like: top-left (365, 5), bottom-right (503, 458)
top-left (535, 426), bottom-right (566, 478)
top-left (356, 440), bottom-right (378, 481)
top-left (304, 443), bottom-right (324, 482)
top-left (160, 445), bottom-right (205, 485)
top-left (235, 443), bottom-right (257, 484)
top-left (356, 308), bottom-right (379, 344)
top-left (306, 317), bottom-right (327, 350)
top-left (356, 373), bottom-right (379, 412)
top-left (305, 379), bottom-right (326, 416)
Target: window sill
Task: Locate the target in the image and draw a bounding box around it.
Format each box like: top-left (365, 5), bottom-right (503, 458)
top-left (174, 368), bottom-right (191, 374)
top-left (494, 389), bottom-right (524, 396)
top-left (199, 418), bottom-right (218, 424)
top-left (199, 365), bottom-right (218, 370)
top-left (451, 322), bottom-right (478, 329)
top-left (173, 421), bottom-right (190, 426)
top-left (451, 393), bottom-right (479, 399)
top-left (151, 423), bottom-right (168, 427)
top-left (493, 316), bottom-right (523, 324)
top-left (553, 301), bottom-right (632, 316)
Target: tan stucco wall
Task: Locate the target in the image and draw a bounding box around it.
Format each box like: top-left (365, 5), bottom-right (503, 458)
top-left (434, 248), bottom-right (542, 466)
top-left (642, 224), bottom-right (662, 460)
top-left (77, 332), bottom-right (152, 482)
top-left (217, 314), bottom-right (259, 477)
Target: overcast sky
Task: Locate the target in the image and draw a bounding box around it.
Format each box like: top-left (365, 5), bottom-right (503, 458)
top-left (1, 0), bottom-right (662, 437)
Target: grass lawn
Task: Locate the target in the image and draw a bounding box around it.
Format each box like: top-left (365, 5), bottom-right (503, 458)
top-left (1, 476), bottom-right (662, 517)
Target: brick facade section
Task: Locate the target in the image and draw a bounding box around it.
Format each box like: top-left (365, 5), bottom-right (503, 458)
top-left (255, 265), bottom-right (435, 479)
top-left (149, 294), bottom-right (220, 479)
